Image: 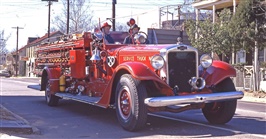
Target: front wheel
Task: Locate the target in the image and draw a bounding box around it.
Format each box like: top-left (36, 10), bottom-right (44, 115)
top-left (115, 74), bottom-right (148, 131)
top-left (202, 78), bottom-right (237, 124)
top-left (45, 77), bottom-right (59, 106)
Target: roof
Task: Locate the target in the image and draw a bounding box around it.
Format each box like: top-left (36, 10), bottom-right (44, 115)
top-left (27, 37), bottom-right (39, 44)
top-left (192, 0), bottom-right (240, 10)
top-left (26, 31), bottom-right (64, 47)
top-left (13, 31), bottom-right (64, 55)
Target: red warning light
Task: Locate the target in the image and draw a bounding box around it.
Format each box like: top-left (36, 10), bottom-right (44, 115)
top-left (129, 18), bottom-right (135, 26)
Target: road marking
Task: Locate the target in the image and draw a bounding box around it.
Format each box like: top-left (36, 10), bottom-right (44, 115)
top-left (149, 113), bottom-right (266, 138)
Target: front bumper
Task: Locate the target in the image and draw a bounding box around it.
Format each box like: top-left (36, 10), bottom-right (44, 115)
top-left (144, 91), bottom-right (244, 107)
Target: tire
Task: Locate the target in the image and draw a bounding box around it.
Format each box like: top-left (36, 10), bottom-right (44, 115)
top-left (115, 74), bottom-right (148, 131)
top-left (202, 78), bottom-right (237, 124)
top-left (45, 77), bottom-right (59, 106)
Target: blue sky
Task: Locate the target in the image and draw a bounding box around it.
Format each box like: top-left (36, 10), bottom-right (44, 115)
top-left (0, 0), bottom-right (184, 51)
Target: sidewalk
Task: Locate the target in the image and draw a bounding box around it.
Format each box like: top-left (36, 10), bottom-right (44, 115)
top-left (0, 105), bottom-right (39, 136)
top-left (241, 91), bottom-right (266, 103)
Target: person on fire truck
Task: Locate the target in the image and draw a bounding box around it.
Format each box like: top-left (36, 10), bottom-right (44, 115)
top-left (101, 22), bottom-right (114, 44)
top-left (123, 24), bottom-right (140, 44)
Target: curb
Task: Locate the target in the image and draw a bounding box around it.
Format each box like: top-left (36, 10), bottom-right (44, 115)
top-left (0, 105), bottom-right (40, 134)
top-left (239, 95), bottom-right (266, 103)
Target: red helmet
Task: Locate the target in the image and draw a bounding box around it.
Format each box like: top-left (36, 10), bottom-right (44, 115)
top-left (101, 22), bottom-right (111, 30)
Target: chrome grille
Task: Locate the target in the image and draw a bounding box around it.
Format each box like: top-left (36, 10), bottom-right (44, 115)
top-left (167, 51), bottom-right (197, 92)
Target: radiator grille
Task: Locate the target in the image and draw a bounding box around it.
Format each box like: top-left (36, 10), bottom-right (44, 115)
top-left (168, 51), bottom-right (197, 92)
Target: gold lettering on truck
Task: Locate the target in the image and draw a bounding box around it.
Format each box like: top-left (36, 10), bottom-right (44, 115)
top-left (123, 56), bottom-right (134, 61)
top-left (137, 56), bottom-right (146, 61)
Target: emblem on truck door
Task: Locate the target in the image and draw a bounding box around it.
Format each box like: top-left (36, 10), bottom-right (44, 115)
top-left (107, 56), bottom-right (116, 67)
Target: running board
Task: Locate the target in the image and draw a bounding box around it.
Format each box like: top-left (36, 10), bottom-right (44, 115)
top-left (55, 93), bottom-right (101, 106)
top-left (27, 85), bottom-right (41, 91)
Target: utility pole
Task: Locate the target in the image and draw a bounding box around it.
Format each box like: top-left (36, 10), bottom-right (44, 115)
top-left (112, 0), bottom-right (116, 31)
top-left (48, 0), bottom-right (51, 38)
top-left (12, 26), bottom-right (23, 77)
top-left (177, 5), bottom-right (183, 40)
top-left (42, 0), bottom-right (58, 39)
top-left (67, 0), bottom-right (70, 34)
top-left (159, 7), bottom-right (161, 29)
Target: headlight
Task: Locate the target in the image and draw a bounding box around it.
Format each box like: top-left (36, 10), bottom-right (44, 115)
top-left (200, 54), bottom-right (213, 68)
top-left (150, 55), bottom-right (165, 69)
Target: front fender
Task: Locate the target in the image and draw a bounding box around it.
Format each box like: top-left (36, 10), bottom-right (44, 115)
top-left (200, 60), bottom-right (236, 86)
top-left (41, 67), bottom-right (61, 93)
top-left (98, 62), bottom-right (172, 108)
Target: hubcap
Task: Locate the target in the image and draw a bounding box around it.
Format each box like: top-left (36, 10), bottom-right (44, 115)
top-left (45, 81), bottom-right (51, 101)
top-left (209, 102), bottom-right (222, 113)
top-left (118, 86), bottom-right (131, 120)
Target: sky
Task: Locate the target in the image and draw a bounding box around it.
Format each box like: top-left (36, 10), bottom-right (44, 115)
top-left (0, 0), bottom-right (185, 51)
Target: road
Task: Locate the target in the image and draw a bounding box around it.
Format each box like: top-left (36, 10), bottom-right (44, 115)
top-left (1, 77), bottom-right (265, 139)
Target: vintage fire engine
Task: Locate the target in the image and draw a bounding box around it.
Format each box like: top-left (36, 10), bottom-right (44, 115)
top-left (31, 20), bottom-right (243, 131)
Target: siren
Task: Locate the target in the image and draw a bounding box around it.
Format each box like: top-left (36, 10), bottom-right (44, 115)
top-left (127, 18), bottom-right (136, 26)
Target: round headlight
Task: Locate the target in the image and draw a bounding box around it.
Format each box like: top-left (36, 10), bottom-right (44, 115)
top-left (200, 54), bottom-right (213, 68)
top-left (150, 55), bottom-right (165, 69)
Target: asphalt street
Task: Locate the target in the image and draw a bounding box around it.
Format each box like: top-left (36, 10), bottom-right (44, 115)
top-left (0, 77), bottom-right (265, 139)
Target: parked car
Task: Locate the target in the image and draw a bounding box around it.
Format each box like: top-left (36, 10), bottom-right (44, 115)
top-left (0, 70), bottom-right (11, 77)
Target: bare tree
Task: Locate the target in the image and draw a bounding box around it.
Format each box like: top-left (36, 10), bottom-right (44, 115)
top-left (52, 0), bottom-right (95, 34)
top-left (115, 22), bottom-right (129, 32)
top-left (0, 30), bottom-right (10, 54)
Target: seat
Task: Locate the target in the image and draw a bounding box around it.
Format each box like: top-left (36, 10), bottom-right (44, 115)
top-left (110, 31), bottom-right (129, 44)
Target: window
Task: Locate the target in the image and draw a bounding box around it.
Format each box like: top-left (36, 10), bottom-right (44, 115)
top-left (258, 48), bottom-right (264, 62)
top-left (236, 49), bottom-right (246, 64)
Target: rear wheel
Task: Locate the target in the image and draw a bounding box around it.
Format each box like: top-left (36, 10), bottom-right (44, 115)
top-left (45, 77), bottom-right (59, 106)
top-left (202, 78), bottom-right (237, 124)
top-left (115, 74), bottom-right (148, 131)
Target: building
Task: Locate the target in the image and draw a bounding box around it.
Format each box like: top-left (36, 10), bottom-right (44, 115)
top-left (5, 53), bottom-right (14, 75)
top-left (25, 31), bottom-right (64, 77)
top-left (7, 37), bottom-right (38, 76)
top-left (0, 53), bottom-right (6, 69)
top-left (192, 0), bottom-right (266, 91)
top-left (17, 46), bottom-right (27, 76)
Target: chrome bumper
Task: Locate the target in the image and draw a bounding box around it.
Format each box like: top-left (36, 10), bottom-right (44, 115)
top-left (144, 91), bottom-right (244, 107)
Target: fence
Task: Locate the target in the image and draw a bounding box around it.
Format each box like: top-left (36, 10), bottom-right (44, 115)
top-left (234, 65), bottom-right (266, 91)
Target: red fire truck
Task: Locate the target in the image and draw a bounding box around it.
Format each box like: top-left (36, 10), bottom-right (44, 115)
top-left (29, 20), bottom-right (243, 131)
